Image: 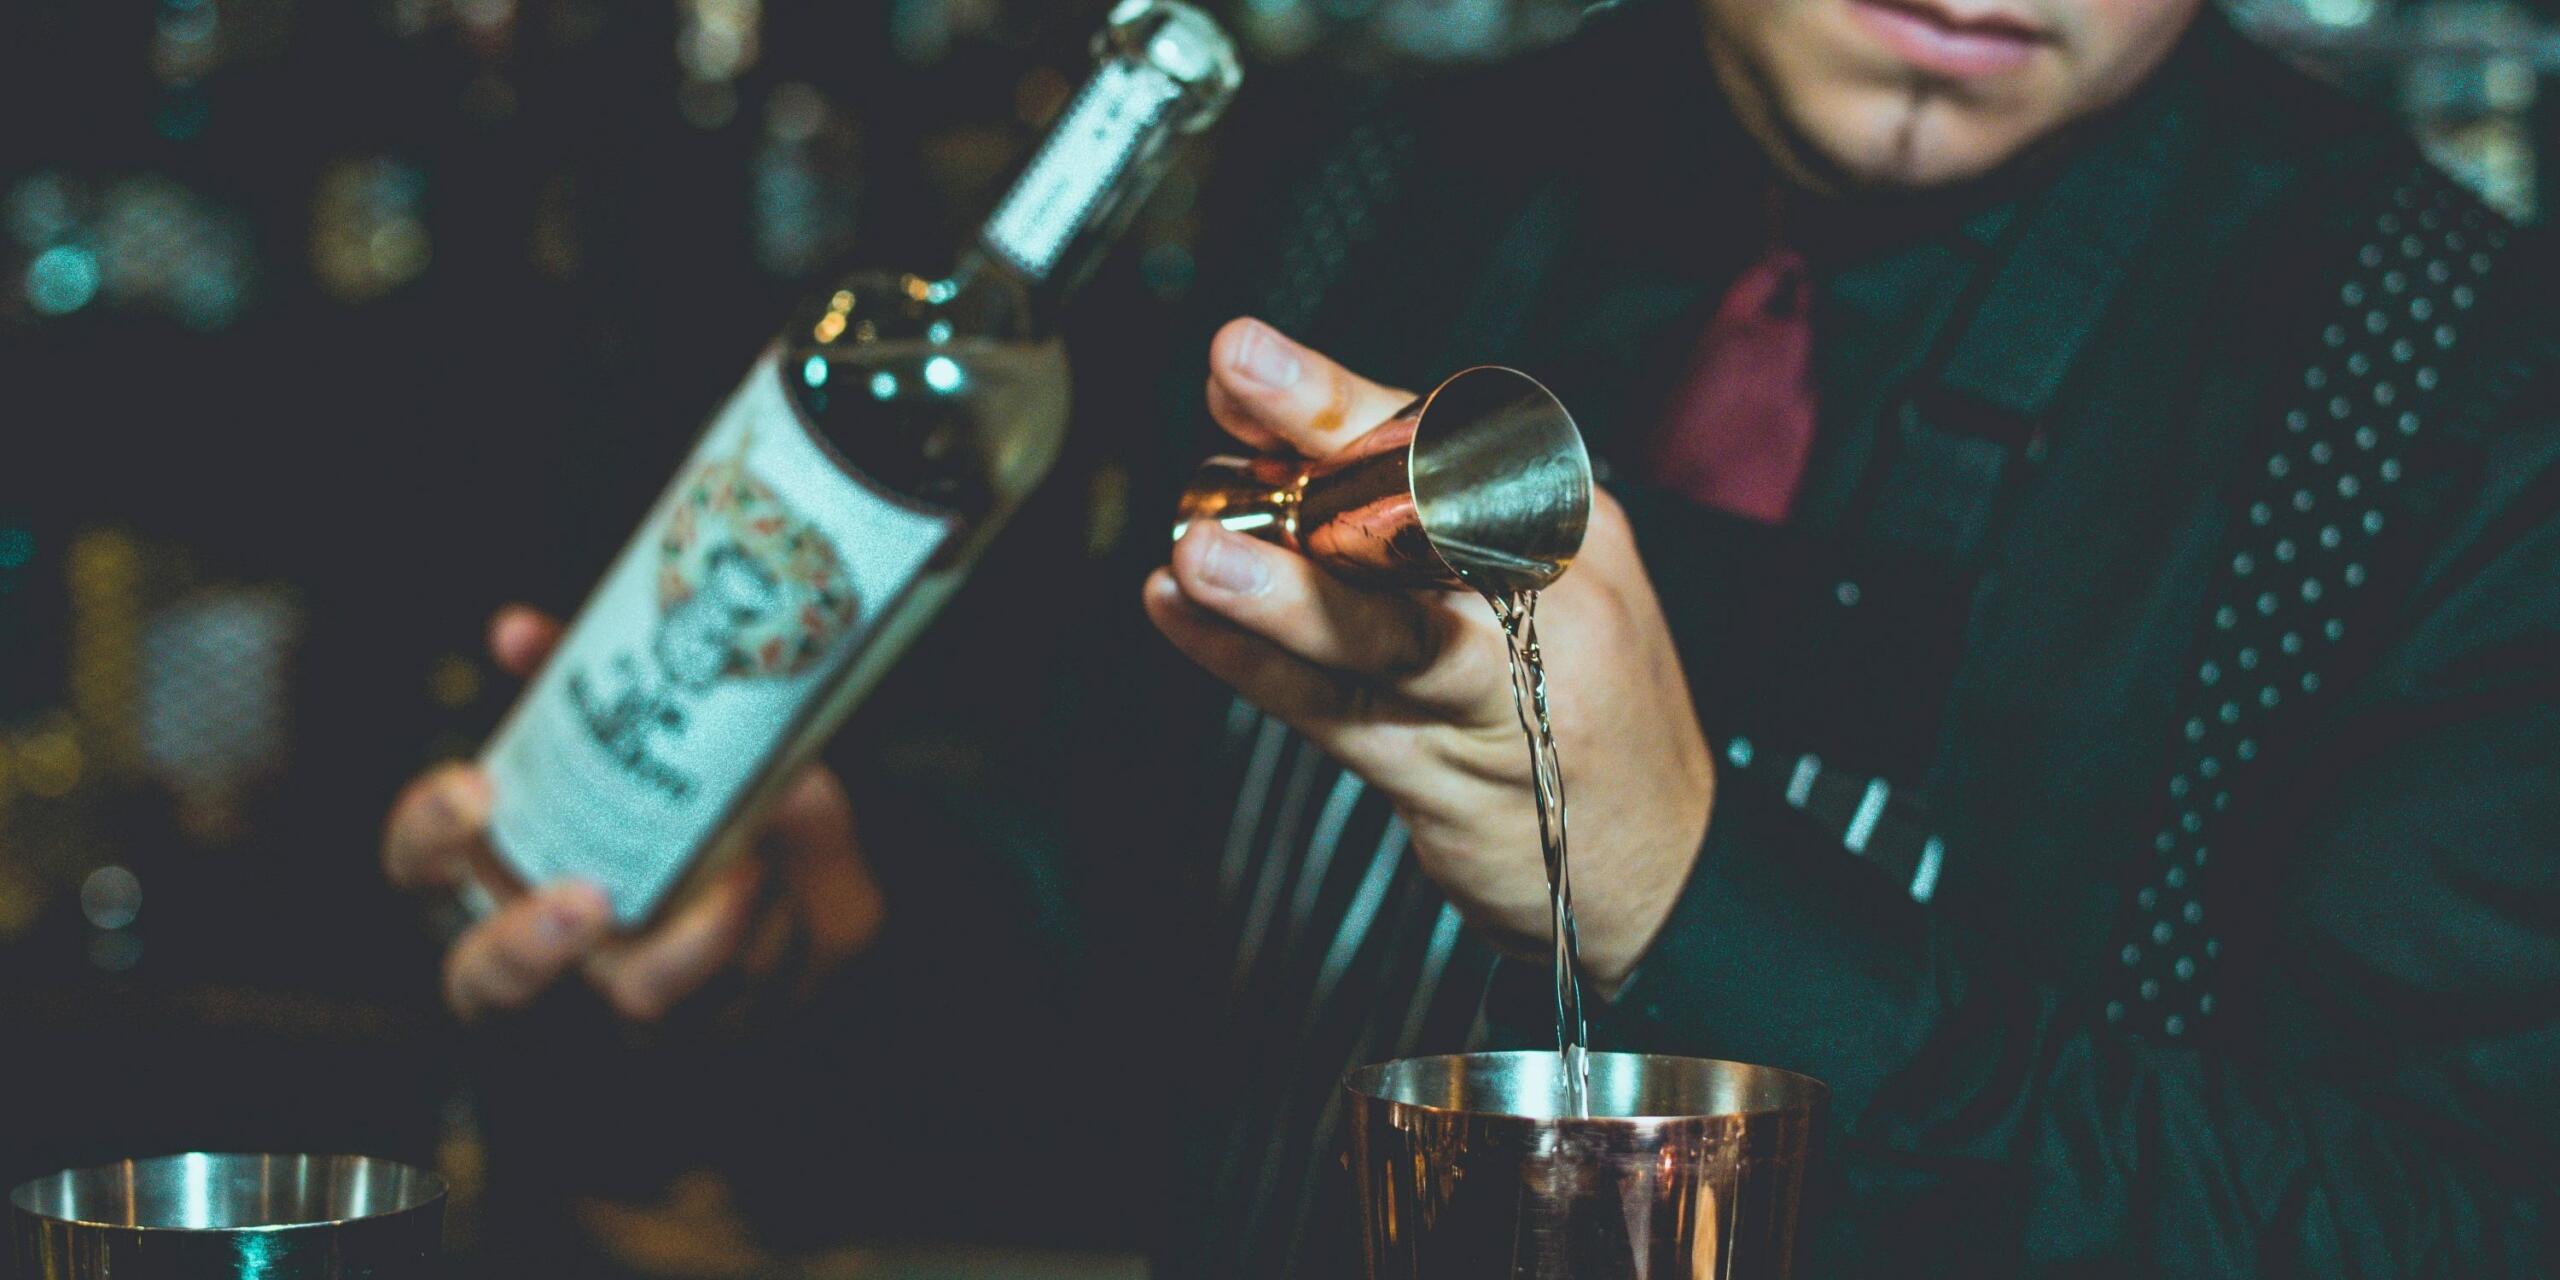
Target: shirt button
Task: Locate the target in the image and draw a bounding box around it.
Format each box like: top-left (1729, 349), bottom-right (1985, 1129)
top-left (1835, 581), bottom-right (1862, 607)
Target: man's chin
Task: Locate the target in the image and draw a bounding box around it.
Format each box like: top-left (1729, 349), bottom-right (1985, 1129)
top-left (1832, 144), bottom-right (2016, 191)
top-left (1798, 97), bottom-right (2040, 191)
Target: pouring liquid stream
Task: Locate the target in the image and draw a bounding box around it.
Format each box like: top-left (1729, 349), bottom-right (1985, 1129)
top-left (1488, 589), bottom-right (1591, 1119)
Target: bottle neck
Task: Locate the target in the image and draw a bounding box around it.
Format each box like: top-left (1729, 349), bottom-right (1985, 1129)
top-left (961, 50), bottom-right (1201, 327)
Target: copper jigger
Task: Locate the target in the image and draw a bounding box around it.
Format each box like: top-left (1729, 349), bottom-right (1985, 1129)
top-left (1174, 366), bottom-right (1593, 594)
top-left (1345, 1052), bottom-right (1827, 1278)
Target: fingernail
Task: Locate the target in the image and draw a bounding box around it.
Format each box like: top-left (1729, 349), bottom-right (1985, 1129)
top-left (429, 771), bottom-right (490, 833)
top-left (1195, 529), bottom-right (1272, 595)
top-left (1232, 322), bottom-right (1302, 390)
top-left (538, 893), bottom-right (601, 946)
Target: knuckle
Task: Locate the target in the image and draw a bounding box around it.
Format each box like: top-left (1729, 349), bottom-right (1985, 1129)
top-left (443, 981), bottom-right (482, 1021)
top-left (486, 935), bottom-right (556, 991)
top-left (447, 951), bottom-right (520, 1017)
top-left (383, 765), bottom-right (483, 880)
top-left (487, 907), bottom-right (581, 988)
top-left (603, 970), bottom-right (669, 1022)
top-left (420, 759), bottom-right (480, 804)
top-left (787, 761), bottom-right (840, 803)
top-left (1592, 485), bottom-right (1629, 524)
top-left (1602, 583), bottom-right (1642, 629)
top-left (1378, 606), bottom-right (1443, 681)
top-left (383, 778), bottom-right (445, 852)
top-left (1327, 672), bottom-right (1379, 722)
top-left (441, 955), bottom-right (477, 1016)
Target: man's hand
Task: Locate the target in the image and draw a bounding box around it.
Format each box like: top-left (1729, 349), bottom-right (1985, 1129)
top-left (1144, 318), bottom-right (1713, 986)
top-left (382, 606), bottom-right (885, 1022)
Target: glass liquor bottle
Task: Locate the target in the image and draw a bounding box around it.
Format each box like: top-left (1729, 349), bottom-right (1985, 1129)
top-left (478, 1), bottom-right (1240, 925)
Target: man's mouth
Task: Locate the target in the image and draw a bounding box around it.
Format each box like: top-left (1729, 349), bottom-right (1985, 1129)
top-left (1845, 0), bottom-right (2054, 78)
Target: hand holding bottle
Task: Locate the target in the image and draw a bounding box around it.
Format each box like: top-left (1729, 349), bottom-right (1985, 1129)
top-left (382, 606), bottom-right (884, 1022)
top-left (471, 3), bottom-right (1239, 927)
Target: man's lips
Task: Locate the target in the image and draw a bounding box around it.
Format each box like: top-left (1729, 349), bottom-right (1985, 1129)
top-left (1846, 0), bottom-right (2053, 77)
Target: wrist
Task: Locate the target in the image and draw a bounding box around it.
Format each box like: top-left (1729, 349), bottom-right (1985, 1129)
top-left (1578, 760), bottom-right (1715, 987)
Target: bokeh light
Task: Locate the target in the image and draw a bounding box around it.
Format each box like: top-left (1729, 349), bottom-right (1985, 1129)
top-left (25, 245), bottom-right (101, 316)
top-left (312, 158), bottom-right (430, 302)
top-left (79, 865), bottom-right (143, 931)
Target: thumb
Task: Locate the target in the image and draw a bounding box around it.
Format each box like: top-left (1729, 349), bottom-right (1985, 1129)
top-left (1206, 317), bottom-right (1414, 459)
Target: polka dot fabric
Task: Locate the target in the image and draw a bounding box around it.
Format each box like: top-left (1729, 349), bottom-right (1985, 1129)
top-left (2103, 166), bottom-right (2514, 1042)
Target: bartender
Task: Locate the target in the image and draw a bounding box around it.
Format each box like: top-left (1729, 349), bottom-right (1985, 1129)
top-left (384, 0), bottom-right (2560, 1273)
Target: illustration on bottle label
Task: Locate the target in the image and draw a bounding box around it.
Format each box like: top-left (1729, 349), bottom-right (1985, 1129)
top-left (655, 460), bottom-right (862, 682)
top-left (483, 350), bottom-right (955, 924)
top-left (565, 458), bottom-right (863, 806)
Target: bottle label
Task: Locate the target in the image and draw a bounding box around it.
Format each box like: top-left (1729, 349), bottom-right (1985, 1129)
top-left (481, 350), bottom-right (958, 924)
top-left (980, 57), bottom-right (1183, 283)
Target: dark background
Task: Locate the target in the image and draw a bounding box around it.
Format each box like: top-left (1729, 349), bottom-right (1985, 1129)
top-left (0, 0), bottom-right (2547, 1274)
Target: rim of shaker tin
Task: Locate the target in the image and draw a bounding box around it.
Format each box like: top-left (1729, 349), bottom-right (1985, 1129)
top-left (1343, 1050), bottom-right (1829, 1124)
top-left (8, 1153), bottom-right (447, 1234)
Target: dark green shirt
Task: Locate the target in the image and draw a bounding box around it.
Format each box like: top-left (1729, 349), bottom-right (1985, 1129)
top-left (1165, 2), bottom-right (2560, 1274)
